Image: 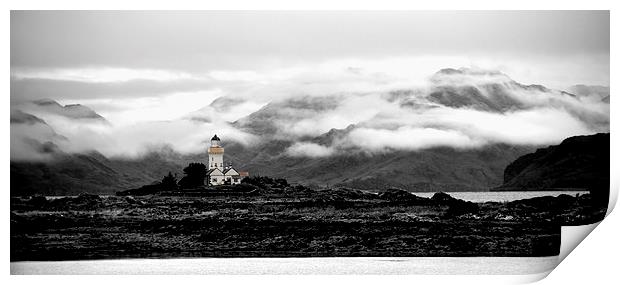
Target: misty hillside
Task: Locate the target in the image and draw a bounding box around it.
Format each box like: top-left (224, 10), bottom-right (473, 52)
top-left (426, 68), bottom-right (544, 112)
top-left (10, 110), bottom-right (68, 161)
top-left (9, 68), bottom-right (610, 195)
top-left (233, 68), bottom-right (609, 138)
top-left (30, 99), bottom-right (109, 123)
top-left (11, 151), bottom-right (186, 196)
top-left (9, 113), bottom-right (534, 195)
top-left (567, 85), bottom-right (610, 102)
top-left (224, 141), bottom-right (534, 191)
top-left (10, 138), bottom-right (534, 195)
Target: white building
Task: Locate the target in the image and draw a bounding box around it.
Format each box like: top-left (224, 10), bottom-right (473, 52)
top-left (206, 134), bottom-right (248, 186)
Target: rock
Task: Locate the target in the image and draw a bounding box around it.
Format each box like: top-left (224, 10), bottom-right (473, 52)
top-left (391, 212), bottom-right (434, 222)
top-left (431, 192), bottom-right (455, 203)
top-left (77, 193), bottom-right (100, 199)
top-left (124, 196), bottom-right (146, 206)
top-left (430, 192), bottom-right (479, 216)
top-left (507, 195), bottom-right (577, 209)
top-left (379, 189), bottom-right (423, 202)
top-left (74, 193), bottom-right (101, 204)
top-left (28, 196), bottom-right (48, 208)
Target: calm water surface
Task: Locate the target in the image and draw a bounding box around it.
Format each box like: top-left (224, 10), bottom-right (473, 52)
top-left (11, 256), bottom-right (560, 275)
top-left (44, 191), bottom-right (587, 203)
top-left (409, 191), bottom-right (588, 203)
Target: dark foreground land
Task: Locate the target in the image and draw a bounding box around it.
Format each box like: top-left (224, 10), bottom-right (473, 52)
top-left (11, 185), bottom-right (606, 261)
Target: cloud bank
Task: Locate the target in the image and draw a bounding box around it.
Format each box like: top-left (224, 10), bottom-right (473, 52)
top-left (9, 11), bottom-right (609, 161)
top-left (10, 63), bottom-right (609, 161)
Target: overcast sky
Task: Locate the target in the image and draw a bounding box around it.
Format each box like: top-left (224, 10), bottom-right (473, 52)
top-left (10, 11), bottom-right (609, 110)
top-left (11, 11), bottom-right (610, 67)
top-left (10, 11), bottom-right (610, 160)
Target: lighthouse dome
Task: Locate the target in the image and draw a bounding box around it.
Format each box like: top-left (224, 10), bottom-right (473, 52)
top-left (210, 134), bottom-right (222, 147)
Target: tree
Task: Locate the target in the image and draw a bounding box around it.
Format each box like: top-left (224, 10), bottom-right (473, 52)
top-left (179, 162), bottom-right (207, 189)
top-left (161, 172), bottom-right (178, 190)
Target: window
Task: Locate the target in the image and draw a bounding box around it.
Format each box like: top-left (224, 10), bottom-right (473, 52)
top-left (212, 179), bottom-right (217, 182)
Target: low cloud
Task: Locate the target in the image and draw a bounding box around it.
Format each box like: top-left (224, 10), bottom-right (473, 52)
top-left (51, 118), bottom-right (257, 159)
top-left (342, 127), bottom-right (482, 151)
top-left (10, 58), bottom-right (610, 161)
top-left (279, 105), bottom-right (596, 157)
top-left (335, 107), bottom-right (594, 152)
top-left (10, 108), bottom-right (258, 161)
top-left (286, 142), bottom-right (335, 158)
top-left (11, 67), bottom-right (201, 83)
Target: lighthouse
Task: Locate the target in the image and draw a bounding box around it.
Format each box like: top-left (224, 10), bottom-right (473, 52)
top-left (208, 134), bottom-right (224, 171)
top-left (205, 134), bottom-right (249, 186)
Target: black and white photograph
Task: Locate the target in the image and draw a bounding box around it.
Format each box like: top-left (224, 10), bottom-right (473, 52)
top-left (9, 10), bottom-right (611, 275)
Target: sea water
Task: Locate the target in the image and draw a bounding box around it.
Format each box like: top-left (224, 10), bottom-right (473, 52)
top-left (409, 191), bottom-right (588, 203)
top-left (11, 256), bottom-right (560, 275)
top-left (43, 191), bottom-right (587, 203)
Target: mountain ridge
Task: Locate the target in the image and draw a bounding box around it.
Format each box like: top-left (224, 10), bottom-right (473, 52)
top-left (495, 133), bottom-right (609, 191)
top-left (9, 68), bottom-right (610, 195)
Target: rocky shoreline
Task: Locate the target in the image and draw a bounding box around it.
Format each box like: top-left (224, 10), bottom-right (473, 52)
top-left (10, 186), bottom-right (606, 261)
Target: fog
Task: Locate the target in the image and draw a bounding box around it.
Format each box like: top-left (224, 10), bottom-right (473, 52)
top-left (10, 11), bottom-right (609, 161)
top-left (11, 63), bottom-right (609, 161)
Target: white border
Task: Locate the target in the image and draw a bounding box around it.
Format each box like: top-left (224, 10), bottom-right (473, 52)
top-left (3, 2), bottom-right (618, 284)
top-left (1, 0), bottom-right (616, 10)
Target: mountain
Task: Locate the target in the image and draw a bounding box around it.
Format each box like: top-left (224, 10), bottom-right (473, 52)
top-left (426, 68), bottom-right (532, 112)
top-left (226, 142), bottom-right (534, 192)
top-left (10, 106), bottom-right (184, 195)
top-left (233, 95), bottom-right (343, 137)
top-left (9, 68), bottom-right (609, 195)
top-left (11, 110), bottom-right (68, 161)
top-left (10, 130), bottom-right (534, 195)
top-left (494, 133), bottom-right (609, 202)
top-left (186, 96), bottom-right (267, 124)
top-left (567, 85), bottom-right (610, 102)
top-left (229, 68), bottom-right (608, 140)
top-left (10, 150), bottom-right (187, 196)
top-left (30, 99), bottom-right (109, 123)
top-left (421, 68), bottom-right (592, 114)
top-left (10, 109), bottom-right (47, 125)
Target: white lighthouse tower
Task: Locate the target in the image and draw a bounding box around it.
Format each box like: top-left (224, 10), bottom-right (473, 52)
top-left (208, 134), bottom-right (224, 171)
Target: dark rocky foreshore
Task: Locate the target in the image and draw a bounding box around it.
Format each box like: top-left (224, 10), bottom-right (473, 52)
top-left (10, 184), bottom-right (606, 261)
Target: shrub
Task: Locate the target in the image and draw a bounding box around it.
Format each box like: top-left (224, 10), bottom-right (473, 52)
top-left (161, 172), bottom-right (178, 190)
top-left (179, 163), bottom-right (207, 189)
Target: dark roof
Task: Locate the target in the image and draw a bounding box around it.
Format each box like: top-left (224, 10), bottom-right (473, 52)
top-left (211, 134), bottom-right (220, 141)
top-left (223, 167), bottom-right (238, 174)
top-left (207, 168), bottom-right (223, 175)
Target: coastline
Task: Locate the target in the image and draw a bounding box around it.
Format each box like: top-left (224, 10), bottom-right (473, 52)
top-left (11, 189), bottom-right (606, 262)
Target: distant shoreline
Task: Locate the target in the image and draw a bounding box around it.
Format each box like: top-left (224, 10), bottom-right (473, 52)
top-left (489, 188), bottom-right (588, 192)
top-left (13, 189), bottom-right (590, 201)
